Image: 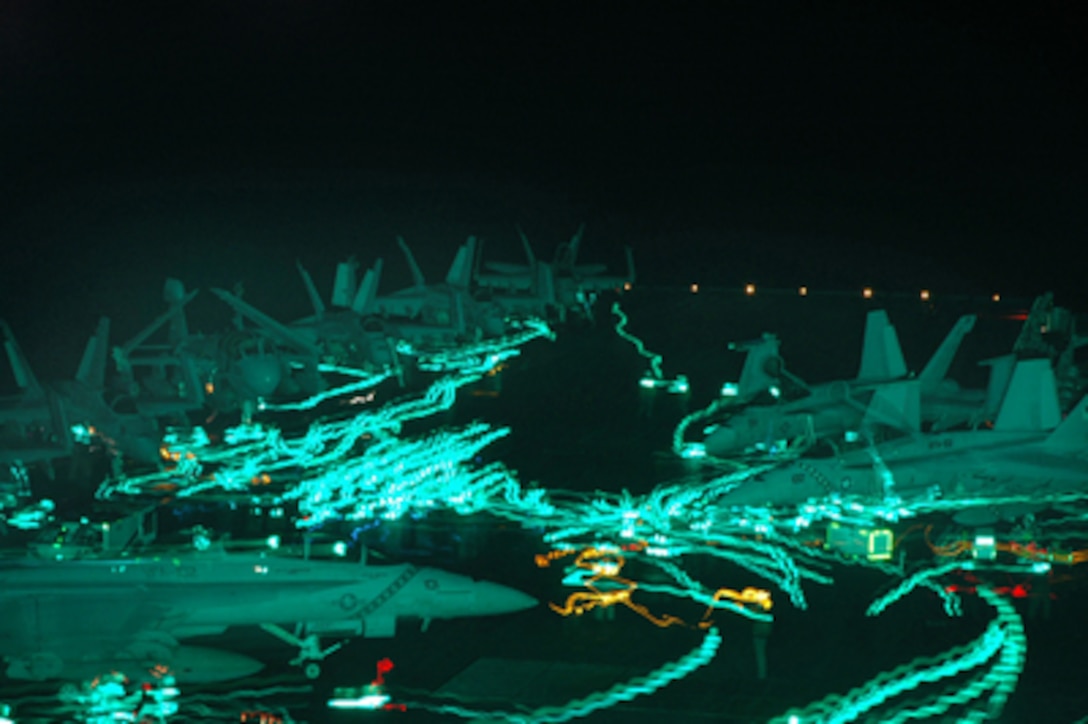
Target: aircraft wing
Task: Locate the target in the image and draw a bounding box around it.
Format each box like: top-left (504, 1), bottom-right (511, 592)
top-left (569, 247), bottom-right (636, 290)
top-left (0, 580), bottom-right (262, 683)
top-left (572, 263), bottom-right (609, 277)
top-left (0, 584), bottom-right (177, 680)
top-left (210, 288), bottom-right (321, 357)
top-left (484, 261), bottom-right (533, 275)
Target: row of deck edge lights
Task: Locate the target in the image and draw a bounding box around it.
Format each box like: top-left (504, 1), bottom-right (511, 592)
top-left (674, 282), bottom-right (1004, 303)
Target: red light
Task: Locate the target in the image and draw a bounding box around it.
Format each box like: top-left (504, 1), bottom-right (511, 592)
top-left (374, 657), bottom-right (395, 685)
top-left (1011, 583), bottom-right (1029, 599)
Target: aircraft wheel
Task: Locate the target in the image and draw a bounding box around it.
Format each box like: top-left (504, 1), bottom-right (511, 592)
top-left (304, 662), bottom-right (321, 680)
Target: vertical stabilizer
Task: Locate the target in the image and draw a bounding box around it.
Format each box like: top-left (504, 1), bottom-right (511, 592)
top-left (397, 236), bottom-right (426, 289)
top-left (445, 237), bottom-right (476, 289)
top-left (1, 320), bottom-right (44, 398)
top-left (536, 263), bottom-right (556, 306)
top-left (76, 317), bottom-right (110, 390)
top-left (331, 259), bottom-right (359, 309)
top-left (554, 224), bottom-right (586, 269)
top-left (918, 314), bottom-right (976, 392)
top-left (472, 236), bottom-right (485, 281)
top-left (993, 358), bottom-right (1060, 431)
top-left (980, 354), bottom-right (1016, 419)
top-left (856, 310), bottom-right (907, 382)
top-left (732, 334), bottom-right (783, 401)
top-left (1013, 293), bottom-right (1054, 357)
top-left (1045, 395), bottom-right (1088, 448)
top-left (452, 293), bottom-right (466, 335)
top-left (351, 258), bottom-right (382, 316)
top-left (517, 226), bottom-right (537, 268)
top-left (623, 245), bottom-right (637, 284)
top-left (162, 279), bottom-right (192, 344)
top-left (862, 379), bottom-right (921, 433)
top-left (297, 261), bottom-right (325, 319)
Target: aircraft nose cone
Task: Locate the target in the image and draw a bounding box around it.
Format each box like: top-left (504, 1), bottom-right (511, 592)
top-left (473, 581), bottom-right (538, 615)
top-left (238, 355), bottom-right (283, 397)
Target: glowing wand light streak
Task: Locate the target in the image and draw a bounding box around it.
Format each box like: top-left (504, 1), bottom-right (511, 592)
top-left (258, 365), bottom-right (394, 412)
top-left (611, 302), bottom-right (663, 381)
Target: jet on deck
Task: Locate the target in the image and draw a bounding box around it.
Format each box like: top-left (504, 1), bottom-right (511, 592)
top-left (715, 358), bottom-right (1088, 525)
top-left (0, 550), bottom-right (536, 683)
top-left (701, 310), bottom-right (984, 458)
top-left (473, 225), bottom-right (636, 322)
top-left (1, 317), bottom-right (163, 477)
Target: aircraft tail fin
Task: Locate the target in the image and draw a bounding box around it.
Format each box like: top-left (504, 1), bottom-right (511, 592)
top-left (297, 261), bottom-right (325, 319)
top-left (162, 279), bottom-right (193, 345)
top-left (75, 317), bottom-right (110, 390)
top-left (730, 333), bottom-right (784, 401)
top-left (554, 224), bottom-right (586, 268)
top-left (452, 292), bottom-right (466, 334)
top-left (918, 314), bottom-right (976, 391)
top-left (567, 224), bottom-right (585, 266)
top-left (536, 263), bottom-right (557, 306)
top-left (331, 258), bottom-right (359, 309)
top-left (980, 354), bottom-right (1016, 420)
top-left (397, 236), bottom-right (426, 289)
top-left (351, 258), bottom-right (382, 316)
top-left (1044, 395), bottom-right (1088, 449)
top-left (445, 237), bottom-right (476, 288)
top-left (1012, 293), bottom-right (1054, 357)
top-left (993, 358), bottom-right (1060, 431)
top-left (517, 226), bottom-right (537, 268)
top-left (1, 319), bottom-right (44, 398)
top-left (861, 379), bottom-right (921, 433)
top-left (856, 310), bottom-right (907, 382)
top-left (471, 235), bottom-right (485, 282)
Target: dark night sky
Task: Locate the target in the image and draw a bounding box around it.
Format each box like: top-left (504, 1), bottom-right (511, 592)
top-left (2, 1), bottom-right (1087, 377)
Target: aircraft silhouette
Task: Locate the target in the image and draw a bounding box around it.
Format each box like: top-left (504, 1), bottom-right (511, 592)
top-left (473, 225), bottom-right (635, 322)
top-left (0, 547), bottom-right (536, 683)
top-left (212, 237), bottom-right (517, 389)
top-left (367, 235), bottom-right (509, 342)
top-left (116, 279), bottom-right (326, 420)
top-left (715, 358), bottom-right (1088, 526)
top-left (699, 310), bottom-right (985, 458)
top-left (1, 317), bottom-right (163, 478)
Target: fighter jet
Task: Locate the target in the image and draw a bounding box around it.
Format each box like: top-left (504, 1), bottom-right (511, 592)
top-left (715, 358), bottom-right (1088, 525)
top-left (366, 236), bottom-right (509, 343)
top-left (0, 549), bottom-right (537, 684)
top-left (111, 279), bottom-right (206, 418)
top-left (1, 318), bottom-right (163, 475)
top-left (699, 310), bottom-right (983, 458)
top-left (1010, 292), bottom-right (1088, 410)
top-left (214, 238), bottom-right (515, 384)
top-left (473, 225), bottom-right (636, 322)
top-left (209, 258), bottom-right (402, 378)
top-left (118, 279), bottom-right (326, 418)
